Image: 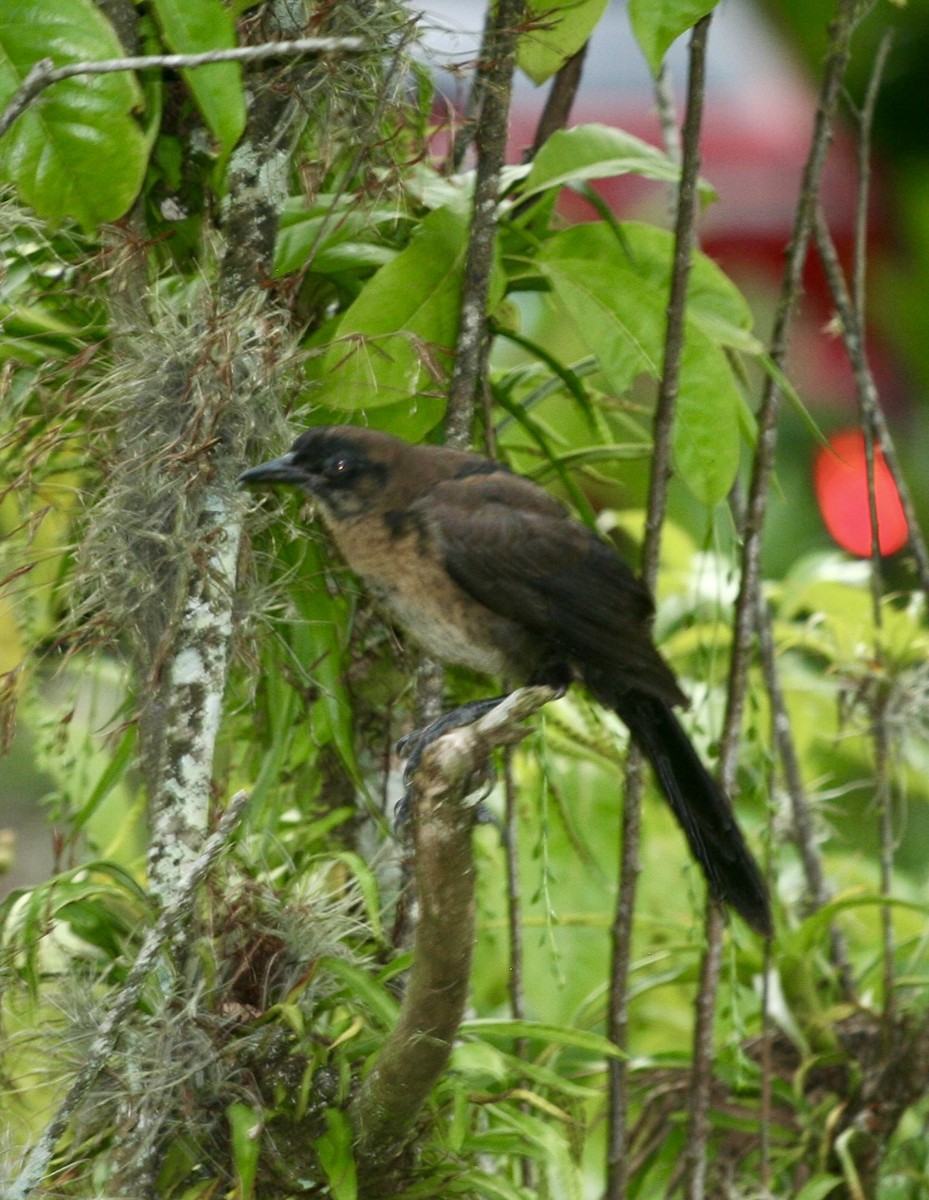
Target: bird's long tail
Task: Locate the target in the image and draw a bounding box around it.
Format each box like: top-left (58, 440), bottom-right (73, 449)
top-left (609, 690), bottom-right (772, 936)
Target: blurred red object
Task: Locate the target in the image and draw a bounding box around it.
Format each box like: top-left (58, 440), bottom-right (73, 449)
top-left (813, 429), bottom-right (907, 556)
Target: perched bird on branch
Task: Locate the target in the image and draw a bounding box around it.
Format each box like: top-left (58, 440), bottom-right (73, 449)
top-left (240, 425), bottom-right (772, 936)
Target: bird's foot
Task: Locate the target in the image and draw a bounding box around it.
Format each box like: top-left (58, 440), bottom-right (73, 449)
top-left (394, 696), bottom-right (507, 831)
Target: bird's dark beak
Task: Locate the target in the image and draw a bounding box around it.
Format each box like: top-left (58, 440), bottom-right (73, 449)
top-left (238, 452), bottom-right (305, 489)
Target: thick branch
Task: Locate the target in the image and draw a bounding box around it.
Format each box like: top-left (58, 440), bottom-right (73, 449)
top-left (147, 491), bottom-right (242, 894)
top-left (352, 687), bottom-right (553, 1180)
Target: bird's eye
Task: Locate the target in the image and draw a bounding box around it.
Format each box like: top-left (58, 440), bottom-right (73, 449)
top-left (325, 455), bottom-right (354, 482)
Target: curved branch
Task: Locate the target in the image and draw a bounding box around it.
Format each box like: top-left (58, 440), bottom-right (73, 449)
top-left (352, 686), bottom-right (554, 1183)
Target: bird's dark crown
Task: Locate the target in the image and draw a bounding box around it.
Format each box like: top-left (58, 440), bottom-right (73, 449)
top-left (278, 426), bottom-right (386, 491)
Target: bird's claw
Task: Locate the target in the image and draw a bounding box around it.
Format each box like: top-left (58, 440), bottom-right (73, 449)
top-left (393, 696), bottom-right (508, 835)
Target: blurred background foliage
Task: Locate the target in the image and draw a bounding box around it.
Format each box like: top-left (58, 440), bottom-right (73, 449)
top-left (3, 0), bottom-right (929, 1197)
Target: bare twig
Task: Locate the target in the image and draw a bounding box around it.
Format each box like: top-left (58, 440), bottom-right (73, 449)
top-left (8, 790), bottom-right (252, 1200)
top-left (684, 902), bottom-right (725, 1199)
top-left (529, 42), bottom-right (589, 157)
top-left (812, 30), bottom-right (902, 1038)
top-left (605, 15), bottom-right (710, 1200)
top-left (724, 0), bottom-right (860, 766)
top-left (851, 31), bottom-right (893, 321)
top-left (0, 37), bottom-right (364, 143)
top-left (677, 13), bottom-right (724, 1158)
top-left (352, 687), bottom-right (554, 1184)
top-left (812, 214), bottom-right (929, 603)
top-left (756, 595), bottom-right (856, 996)
top-left (503, 748), bottom-right (536, 1190)
top-left (654, 60), bottom-right (682, 166)
top-left (446, 0), bottom-right (526, 447)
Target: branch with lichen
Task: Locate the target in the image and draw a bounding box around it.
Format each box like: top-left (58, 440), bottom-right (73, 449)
top-left (8, 789), bottom-right (252, 1200)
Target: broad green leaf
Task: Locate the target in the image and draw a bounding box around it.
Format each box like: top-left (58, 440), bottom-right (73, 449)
top-left (629, 0), bottom-right (719, 76)
top-left (537, 222), bottom-right (753, 502)
top-left (518, 0), bottom-right (609, 84)
top-left (150, 0), bottom-right (245, 155)
top-left (519, 123), bottom-right (685, 201)
top-left (674, 322), bottom-right (742, 505)
top-left (274, 201), bottom-right (409, 276)
top-left (313, 204), bottom-right (503, 413)
top-left (0, 0), bottom-right (148, 228)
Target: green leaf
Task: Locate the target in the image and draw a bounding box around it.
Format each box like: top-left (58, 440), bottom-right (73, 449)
top-left (149, 0), bottom-right (245, 155)
top-left (460, 1017), bottom-right (625, 1058)
top-left (314, 204), bottom-right (503, 413)
top-left (518, 0), bottom-right (609, 84)
top-left (453, 1170), bottom-right (529, 1200)
top-left (0, 0), bottom-right (148, 228)
top-left (274, 200), bottom-right (408, 276)
top-left (319, 956), bottom-right (400, 1028)
top-left (519, 123), bottom-right (687, 201)
top-left (537, 222), bottom-right (754, 503)
top-left (71, 726), bottom-right (136, 833)
top-left (279, 535), bottom-right (362, 786)
top-left (793, 1175), bottom-right (843, 1200)
top-left (629, 0), bottom-right (719, 76)
top-left (325, 851), bottom-right (383, 942)
top-left (227, 1102), bottom-right (262, 1200)
top-left (314, 1109), bottom-right (357, 1200)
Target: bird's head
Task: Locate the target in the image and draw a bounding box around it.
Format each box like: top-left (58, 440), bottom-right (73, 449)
top-left (238, 425), bottom-right (392, 521)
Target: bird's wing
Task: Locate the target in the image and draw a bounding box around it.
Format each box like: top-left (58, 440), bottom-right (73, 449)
top-left (422, 472), bottom-right (684, 704)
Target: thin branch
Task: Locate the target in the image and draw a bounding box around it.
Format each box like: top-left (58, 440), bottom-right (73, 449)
top-left (605, 15), bottom-right (710, 1200)
top-left (8, 790), bottom-right (252, 1200)
top-left (683, 902), bottom-right (725, 1200)
top-left (503, 748), bottom-right (536, 1191)
top-left (851, 31), bottom-right (893, 321)
top-left (655, 20), bottom-right (714, 1194)
top-left (812, 215), bottom-right (929, 603)
top-left (504, 751), bottom-right (527, 1028)
top-left (445, 0), bottom-right (526, 447)
top-left (756, 595), bottom-right (856, 998)
top-left (0, 37), bottom-right (363, 143)
top-left (724, 0), bottom-right (860, 771)
top-left (812, 29), bottom-right (901, 1037)
top-left (654, 59), bottom-right (682, 166)
top-left (352, 687), bottom-right (554, 1184)
top-left (529, 42), bottom-right (589, 157)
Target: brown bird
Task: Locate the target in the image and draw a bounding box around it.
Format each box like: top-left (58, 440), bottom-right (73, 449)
top-left (240, 425), bottom-right (772, 935)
